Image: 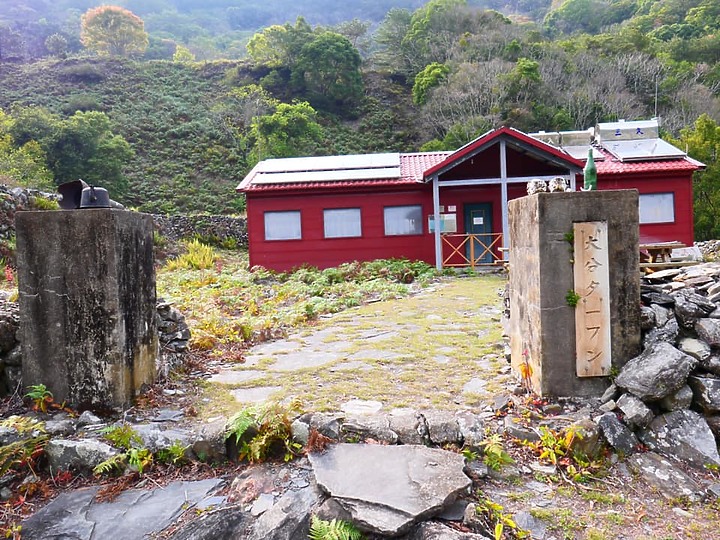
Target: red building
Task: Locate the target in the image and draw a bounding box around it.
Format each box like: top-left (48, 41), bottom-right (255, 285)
top-left (237, 121), bottom-right (703, 272)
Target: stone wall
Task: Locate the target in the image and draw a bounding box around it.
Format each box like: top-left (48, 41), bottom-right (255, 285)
top-left (598, 262), bottom-right (720, 468)
top-left (0, 186), bottom-right (247, 248)
top-left (152, 214), bottom-right (248, 246)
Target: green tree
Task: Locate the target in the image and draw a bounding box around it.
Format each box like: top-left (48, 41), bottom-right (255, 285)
top-left (668, 114), bottom-right (720, 240)
top-left (292, 32), bottom-right (363, 112)
top-left (7, 107), bottom-right (132, 198)
top-left (81, 5), bottom-right (149, 57)
top-left (45, 33), bottom-right (68, 57)
top-left (246, 17), bottom-right (313, 68)
top-left (173, 44), bottom-right (195, 62)
top-left (49, 111), bottom-right (133, 197)
top-left (413, 62), bottom-right (450, 105)
top-left (249, 101), bottom-right (324, 163)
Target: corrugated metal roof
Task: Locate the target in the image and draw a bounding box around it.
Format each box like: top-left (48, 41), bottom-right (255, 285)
top-left (593, 146), bottom-right (703, 174)
top-left (238, 151), bottom-right (451, 192)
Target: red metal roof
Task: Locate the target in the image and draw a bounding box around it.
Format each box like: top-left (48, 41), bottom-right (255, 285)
top-left (422, 126), bottom-right (584, 178)
top-left (238, 129), bottom-right (704, 194)
top-left (241, 177), bottom-right (421, 193)
top-left (401, 152), bottom-right (452, 181)
top-left (592, 146), bottom-right (704, 175)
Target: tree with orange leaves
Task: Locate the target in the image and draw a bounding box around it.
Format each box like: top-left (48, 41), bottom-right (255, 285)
top-left (80, 5), bottom-right (148, 57)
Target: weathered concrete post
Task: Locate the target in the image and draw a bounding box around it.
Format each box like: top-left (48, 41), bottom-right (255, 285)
top-left (17, 209), bottom-right (157, 409)
top-left (508, 190), bottom-right (640, 396)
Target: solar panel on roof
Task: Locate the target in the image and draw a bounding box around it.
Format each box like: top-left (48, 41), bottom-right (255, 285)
top-left (602, 138), bottom-right (686, 162)
top-left (562, 146), bottom-right (604, 161)
top-left (257, 153), bottom-right (400, 173)
top-left (252, 166), bottom-right (402, 184)
top-left (597, 119), bottom-right (659, 141)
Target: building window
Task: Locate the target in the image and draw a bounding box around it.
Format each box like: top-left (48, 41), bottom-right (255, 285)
top-left (264, 211), bottom-right (301, 240)
top-left (324, 208), bottom-right (362, 238)
top-left (384, 205), bottom-right (423, 236)
top-left (639, 193), bottom-right (675, 224)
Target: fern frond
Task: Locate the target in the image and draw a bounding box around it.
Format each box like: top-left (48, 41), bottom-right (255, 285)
top-left (93, 454), bottom-right (126, 476)
top-left (308, 516), bottom-right (364, 540)
top-left (225, 408), bottom-right (258, 445)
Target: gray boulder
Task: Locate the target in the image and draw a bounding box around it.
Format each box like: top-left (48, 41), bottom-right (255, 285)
top-left (677, 337), bottom-right (712, 362)
top-left (388, 409), bottom-right (429, 445)
top-left (639, 306), bottom-right (656, 331)
top-left (251, 481), bottom-right (323, 540)
top-left (650, 304), bottom-right (673, 327)
top-left (627, 452), bottom-right (703, 502)
top-left (642, 318), bottom-right (679, 348)
top-left (688, 374), bottom-right (720, 414)
top-left (131, 424), bottom-right (193, 453)
top-left (658, 385), bottom-right (694, 412)
top-left (423, 411), bottom-right (461, 446)
top-left (342, 414), bottom-right (399, 444)
top-left (699, 354), bottom-right (720, 376)
top-left (638, 409), bottom-right (720, 468)
top-left (616, 394), bottom-right (654, 428)
top-left (455, 411), bottom-right (485, 449)
top-left (310, 443), bottom-right (471, 536)
top-left (45, 439), bottom-right (117, 473)
top-left (696, 318), bottom-right (720, 347)
top-left (615, 342), bottom-right (696, 401)
top-left (597, 413), bottom-right (639, 455)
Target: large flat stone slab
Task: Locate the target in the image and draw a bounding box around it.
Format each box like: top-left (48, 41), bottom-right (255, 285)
top-left (21, 479), bottom-right (224, 540)
top-left (268, 351), bottom-right (341, 371)
top-left (310, 443), bottom-right (470, 536)
top-left (209, 370), bottom-right (265, 385)
top-left (230, 386), bottom-right (282, 404)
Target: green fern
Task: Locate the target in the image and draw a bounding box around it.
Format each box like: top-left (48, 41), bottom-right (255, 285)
top-left (93, 454), bottom-right (127, 476)
top-left (308, 516), bottom-right (364, 540)
top-left (225, 400), bottom-right (303, 463)
top-left (225, 408), bottom-right (258, 446)
top-left (102, 424), bottom-right (142, 450)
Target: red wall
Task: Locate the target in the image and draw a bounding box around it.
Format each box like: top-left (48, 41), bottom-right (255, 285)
top-left (246, 172), bottom-right (694, 271)
top-left (597, 173), bottom-right (694, 246)
top-left (246, 188), bottom-right (436, 271)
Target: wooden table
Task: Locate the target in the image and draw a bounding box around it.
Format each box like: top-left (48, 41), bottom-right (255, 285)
top-left (639, 242), bottom-right (695, 272)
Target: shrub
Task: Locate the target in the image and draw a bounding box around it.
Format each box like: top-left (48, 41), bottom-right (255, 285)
top-left (164, 239), bottom-right (216, 270)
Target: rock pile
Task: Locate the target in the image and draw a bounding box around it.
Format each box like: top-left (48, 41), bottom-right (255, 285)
top-left (598, 262), bottom-right (720, 475)
top-left (0, 298), bottom-right (20, 396)
top-left (156, 299), bottom-right (192, 379)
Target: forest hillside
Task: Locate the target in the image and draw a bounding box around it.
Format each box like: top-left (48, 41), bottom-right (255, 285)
top-left (0, 0), bottom-right (719, 235)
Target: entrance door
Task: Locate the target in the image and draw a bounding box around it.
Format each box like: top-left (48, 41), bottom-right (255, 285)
top-left (464, 203), bottom-right (493, 264)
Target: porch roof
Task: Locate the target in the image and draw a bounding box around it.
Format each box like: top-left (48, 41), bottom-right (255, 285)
top-left (422, 126), bottom-right (584, 180)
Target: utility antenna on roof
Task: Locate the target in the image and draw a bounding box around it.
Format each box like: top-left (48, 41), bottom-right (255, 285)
top-left (654, 76), bottom-right (659, 119)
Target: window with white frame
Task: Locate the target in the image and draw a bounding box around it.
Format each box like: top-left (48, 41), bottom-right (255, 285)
top-left (264, 211), bottom-right (301, 240)
top-left (324, 208), bottom-right (362, 238)
top-left (639, 193), bottom-right (675, 224)
top-left (384, 205), bottom-right (423, 236)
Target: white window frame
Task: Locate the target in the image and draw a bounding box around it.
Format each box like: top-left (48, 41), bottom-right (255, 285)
top-left (384, 205), bottom-right (423, 236)
top-left (324, 208), bottom-right (362, 239)
top-left (639, 193), bottom-right (675, 224)
top-left (264, 210), bottom-right (301, 241)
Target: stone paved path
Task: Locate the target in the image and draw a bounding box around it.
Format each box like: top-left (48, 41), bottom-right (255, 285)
top-left (205, 274), bottom-right (511, 415)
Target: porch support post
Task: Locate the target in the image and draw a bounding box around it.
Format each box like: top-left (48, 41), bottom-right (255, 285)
top-left (432, 174), bottom-right (442, 271)
top-left (500, 140), bottom-right (509, 260)
top-left (569, 171), bottom-right (577, 191)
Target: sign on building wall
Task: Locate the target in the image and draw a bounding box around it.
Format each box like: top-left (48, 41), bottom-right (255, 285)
top-left (573, 221), bottom-right (612, 377)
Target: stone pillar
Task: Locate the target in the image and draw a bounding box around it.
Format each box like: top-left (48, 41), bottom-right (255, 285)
top-left (17, 209), bottom-right (157, 409)
top-left (508, 191), bottom-right (640, 397)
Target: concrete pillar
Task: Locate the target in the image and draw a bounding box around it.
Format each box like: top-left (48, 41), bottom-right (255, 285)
top-left (17, 209), bottom-right (157, 409)
top-left (508, 191), bottom-right (640, 397)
